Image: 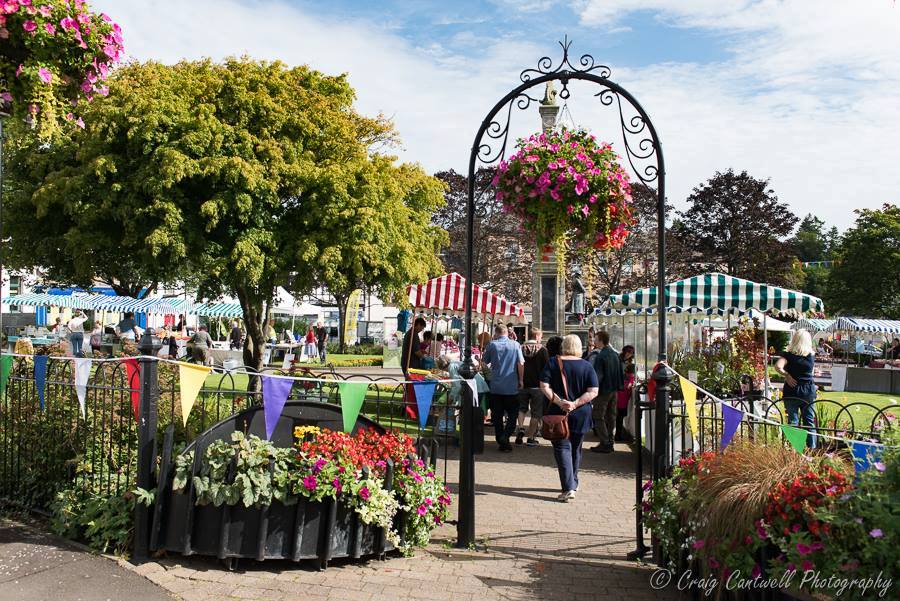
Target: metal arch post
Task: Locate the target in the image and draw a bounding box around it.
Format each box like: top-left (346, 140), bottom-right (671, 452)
top-left (456, 42), bottom-right (669, 548)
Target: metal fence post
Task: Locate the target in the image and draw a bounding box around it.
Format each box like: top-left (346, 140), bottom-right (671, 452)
top-left (134, 329), bottom-right (161, 561)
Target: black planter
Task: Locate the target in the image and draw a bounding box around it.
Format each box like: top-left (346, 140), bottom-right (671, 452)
top-left (150, 401), bottom-right (400, 568)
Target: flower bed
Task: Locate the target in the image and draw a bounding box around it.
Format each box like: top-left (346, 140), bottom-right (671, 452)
top-left (168, 422), bottom-right (450, 561)
top-left (643, 439), bottom-right (897, 599)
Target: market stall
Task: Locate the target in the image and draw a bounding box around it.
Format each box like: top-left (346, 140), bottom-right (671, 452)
top-left (826, 317), bottom-right (900, 393)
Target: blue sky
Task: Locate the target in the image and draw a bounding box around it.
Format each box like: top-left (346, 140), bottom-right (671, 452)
top-left (93, 0), bottom-right (900, 228)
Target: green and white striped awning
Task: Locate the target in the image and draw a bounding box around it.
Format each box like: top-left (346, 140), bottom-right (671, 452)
top-left (608, 273), bottom-right (824, 314)
top-left (192, 302), bottom-right (243, 318)
top-left (791, 318), bottom-right (835, 333)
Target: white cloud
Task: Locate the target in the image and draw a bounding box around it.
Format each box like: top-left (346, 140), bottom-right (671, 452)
top-left (92, 0), bottom-right (900, 228)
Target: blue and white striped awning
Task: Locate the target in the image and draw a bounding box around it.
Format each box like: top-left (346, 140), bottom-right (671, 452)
top-left (192, 302), bottom-right (243, 318)
top-left (89, 295), bottom-right (180, 314)
top-left (791, 318), bottom-right (835, 333)
top-left (829, 317), bottom-right (900, 334)
top-left (3, 293), bottom-right (99, 310)
top-left (608, 273), bottom-right (824, 314)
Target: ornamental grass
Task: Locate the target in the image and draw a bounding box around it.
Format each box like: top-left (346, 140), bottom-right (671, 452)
top-left (686, 442), bottom-right (852, 545)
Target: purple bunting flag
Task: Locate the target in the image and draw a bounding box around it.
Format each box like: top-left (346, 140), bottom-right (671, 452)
top-left (262, 375), bottom-right (294, 440)
top-left (720, 404), bottom-right (743, 451)
top-left (413, 381), bottom-right (437, 429)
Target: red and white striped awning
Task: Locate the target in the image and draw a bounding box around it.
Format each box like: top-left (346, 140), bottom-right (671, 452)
top-left (407, 273), bottom-right (526, 323)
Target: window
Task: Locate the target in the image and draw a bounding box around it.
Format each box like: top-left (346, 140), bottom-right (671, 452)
top-left (8, 276), bottom-right (21, 312)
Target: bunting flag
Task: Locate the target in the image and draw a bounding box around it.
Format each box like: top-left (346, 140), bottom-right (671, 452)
top-left (851, 442), bottom-right (883, 473)
top-left (337, 381), bottom-right (369, 433)
top-left (262, 375), bottom-right (294, 440)
top-left (33, 355), bottom-right (49, 410)
top-left (720, 404), bottom-right (743, 451)
top-left (678, 375), bottom-right (699, 436)
top-left (781, 424), bottom-right (808, 453)
top-left (413, 381), bottom-right (437, 428)
top-left (0, 355), bottom-right (13, 398)
top-left (465, 378), bottom-right (479, 407)
top-left (178, 362), bottom-right (211, 426)
top-left (124, 359), bottom-right (141, 419)
top-left (74, 358), bottom-right (92, 418)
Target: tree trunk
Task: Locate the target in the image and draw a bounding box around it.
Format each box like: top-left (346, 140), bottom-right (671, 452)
top-left (335, 293), bottom-right (348, 354)
top-left (236, 287), bottom-right (269, 398)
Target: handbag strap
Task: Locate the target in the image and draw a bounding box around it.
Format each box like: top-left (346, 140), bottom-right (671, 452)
top-left (557, 356), bottom-right (570, 402)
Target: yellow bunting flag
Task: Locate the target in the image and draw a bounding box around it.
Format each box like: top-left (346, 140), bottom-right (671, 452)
top-left (678, 375), bottom-right (699, 436)
top-left (178, 362), bottom-right (212, 426)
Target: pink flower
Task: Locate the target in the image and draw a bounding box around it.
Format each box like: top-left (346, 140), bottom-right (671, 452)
top-left (874, 461), bottom-right (885, 472)
top-left (524, 154), bottom-right (539, 163)
top-left (43, 22), bottom-right (54, 35)
top-left (37, 67), bottom-right (52, 84)
top-left (870, 528), bottom-right (883, 538)
top-left (0, 27), bottom-right (7, 38)
top-left (65, 112), bottom-right (74, 121)
top-left (549, 188), bottom-right (561, 201)
top-left (801, 560), bottom-right (815, 571)
top-left (103, 44), bottom-right (119, 60)
top-left (38, 4), bottom-right (51, 17)
top-left (302, 475), bottom-right (317, 491)
top-left (359, 486), bottom-right (370, 501)
top-left (589, 194), bottom-right (598, 204)
top-left (332, 478), bottom-right (342, 494)
top-left (692, 539), bottom-right (705, 550)
top-left (566, 204), bottom-right (575, 215)
top-left (796, 542), bottom-right (812, 556)
top-left (59, 16), bottom-right (77, 31)
top-left (0, 91), bottom-right (11, 103)
top-left (751, 564), bottom-right (762, 579)
top-left (581, 205), bottom-right (590, 217)
top-left (417, 505), bottom-right (427, 516)
top-left (22, 19), bottom-right (36, 31)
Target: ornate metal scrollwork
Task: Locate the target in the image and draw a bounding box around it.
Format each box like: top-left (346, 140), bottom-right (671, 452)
top-left (473, 37), bottom-right (660, 189)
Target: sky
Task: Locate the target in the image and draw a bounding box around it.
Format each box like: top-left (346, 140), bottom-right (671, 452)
top-left (92, 0), bottom-right (900, 229)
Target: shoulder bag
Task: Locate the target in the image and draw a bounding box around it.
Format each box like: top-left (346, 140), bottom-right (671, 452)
top-left (541, 356), bottom-right (571, 441)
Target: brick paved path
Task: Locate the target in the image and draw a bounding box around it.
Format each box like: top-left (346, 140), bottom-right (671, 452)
top-left (136, 436), bottom-right (678, 601)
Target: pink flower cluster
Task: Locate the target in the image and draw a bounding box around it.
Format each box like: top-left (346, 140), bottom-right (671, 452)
top-left (491, 128), bottom-right (634, 250)
top-left (1, 0), bottom-right (124, 129)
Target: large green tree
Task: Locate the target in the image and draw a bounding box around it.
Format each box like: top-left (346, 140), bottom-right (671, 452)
top-left (825, 204), bottom-right (899, 318)
top-left (668, 169), bottom-right (801, 287)
top-left (4, 58), bottom-right (442, 374)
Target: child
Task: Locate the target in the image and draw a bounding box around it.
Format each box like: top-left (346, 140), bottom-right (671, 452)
top-left (615, 363), bottom-right (636, 443)
top-left (419, 331), bottom-right (435, 370)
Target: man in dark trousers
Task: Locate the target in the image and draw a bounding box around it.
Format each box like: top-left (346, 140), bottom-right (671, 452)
top-left (483, 323), bottom-right (525, 452)
top-left (587, 330), bottom-right (624, 453)
top-left (315, 321), bottom-right (328, 364)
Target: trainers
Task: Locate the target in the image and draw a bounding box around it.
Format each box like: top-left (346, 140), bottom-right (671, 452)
top-left (526, 438), bottom-right (539, 447)
top-left (515, 430), bottom-right (525, 445)
top-left (557, 490), bottom-right (576, 502)
top-left (590, 445), bottom-right (613, 454)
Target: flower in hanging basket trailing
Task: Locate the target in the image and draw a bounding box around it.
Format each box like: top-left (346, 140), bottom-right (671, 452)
top-left (0, 0), bottom-right (124, 135)
top-left (491, 128), bottom-right (635, 251)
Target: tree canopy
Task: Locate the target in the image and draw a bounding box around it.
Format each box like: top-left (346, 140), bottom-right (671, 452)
top-left (825, 204), bottom-right (899, 319)
top-left (4, 57), bottom-right (445, 369)
top-left (668, 169), bottom-right (801, 287)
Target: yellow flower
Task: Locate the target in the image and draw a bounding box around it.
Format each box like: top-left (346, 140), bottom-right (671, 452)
top-left (294, 425), bottom-right (321, 439)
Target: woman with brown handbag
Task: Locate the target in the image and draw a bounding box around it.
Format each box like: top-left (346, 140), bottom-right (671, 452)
top-left (539, 334), bottom-right (599, 502)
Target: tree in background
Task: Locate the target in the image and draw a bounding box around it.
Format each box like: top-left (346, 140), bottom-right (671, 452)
top-left (668, 169), bottom-right (801, 287)
top-left (583, 182), bottom-right (668, 303)
top-left (825, 204), bottom-right (899, 319)
top-left (310, 156), bottom-right (446, 352)
top-left (5, 58), bottom-right (437, 377)
top-left (790, 214), bottom-right (841, 298)
top-left (432, 168), bottom-right (533, 303)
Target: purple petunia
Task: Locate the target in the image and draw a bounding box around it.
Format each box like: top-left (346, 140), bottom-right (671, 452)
top-left (870, 529), bottom-right (883, 539)
top-left (302, 475), bottom-right (317, 491)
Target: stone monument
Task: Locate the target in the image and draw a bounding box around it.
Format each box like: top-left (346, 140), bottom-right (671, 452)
top-left (530, 82), bottom-right (566, 337)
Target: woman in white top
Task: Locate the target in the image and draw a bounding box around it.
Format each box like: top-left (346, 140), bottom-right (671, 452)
top-left (68, 311), bottom-right (87, 357)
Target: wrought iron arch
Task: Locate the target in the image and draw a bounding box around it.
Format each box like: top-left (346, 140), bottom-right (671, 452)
top-left (457, 37), bottom-right (672, 550)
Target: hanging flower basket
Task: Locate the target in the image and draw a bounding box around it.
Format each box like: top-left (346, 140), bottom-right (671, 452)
top-left (0, 0), bottom-right (124, 134)
top-left (492, 128), bottom-right (634, 252)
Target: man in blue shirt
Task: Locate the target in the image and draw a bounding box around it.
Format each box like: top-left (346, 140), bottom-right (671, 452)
top-left (483, 323), bottom-right (525, 452)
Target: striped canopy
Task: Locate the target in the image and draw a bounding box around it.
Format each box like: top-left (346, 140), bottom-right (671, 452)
top-left (829, 317), bottom-right (900, 334)
top-left (791, 318), bottom-right (835, 333)
top-left (608, 273), bottom-right (824, 314)
top-left (2, 293), bottom-right (94, 310)
top-left (192, 302), bottom-right (244, 318)
top-left (89, 295), bottom-right (181, 314)
top-left (407, 272), bottom-right (526, 323)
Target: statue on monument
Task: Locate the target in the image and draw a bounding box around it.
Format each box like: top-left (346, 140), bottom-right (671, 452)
top-left (540, 81), bottom-right (558, 106)
top-left (566, 264), bottom-right (587, 325)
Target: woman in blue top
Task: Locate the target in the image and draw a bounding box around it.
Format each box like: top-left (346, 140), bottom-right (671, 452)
top-left (775, 329), bottom-right (817, 448)
top-left (540, 335), bottom-right (599, 502)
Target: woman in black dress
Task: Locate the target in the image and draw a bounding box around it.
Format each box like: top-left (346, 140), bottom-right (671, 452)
top-left (775, 329), bottom-right (817, 448)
